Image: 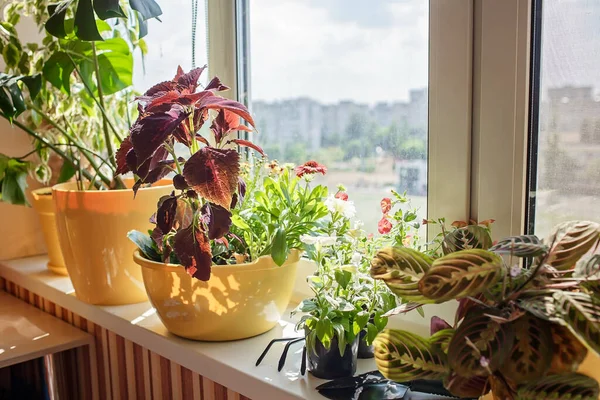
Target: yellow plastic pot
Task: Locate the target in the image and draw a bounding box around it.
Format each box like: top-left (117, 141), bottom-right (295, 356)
top-left (30, 188), bottom-right (67, 276)
top-left (133, 249), bottom-right (301, 341)
top-left (53, 179), bottom-right (172, 305)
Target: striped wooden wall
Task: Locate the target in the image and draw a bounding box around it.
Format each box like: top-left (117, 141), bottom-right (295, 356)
top-left (0, 277), bottom-right (252, 400)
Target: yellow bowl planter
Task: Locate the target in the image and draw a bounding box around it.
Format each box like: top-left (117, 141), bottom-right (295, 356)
top-left (52, 179), bottom-right (172, 305)
top-left (30, 188), bottom-right (67, 276)
top-left (133, 249), bottom-right (301, 341)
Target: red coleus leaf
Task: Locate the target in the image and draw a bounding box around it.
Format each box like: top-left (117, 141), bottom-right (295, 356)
top-left (131, 103), bottom-right (189, 164)
top-left (156, 194), bottom-right (178, 233)
top-left (380, 197), bottom-right (392, 214)
top-left (138, 90), bottom-right (182, 112)
top-left (143, 81), bottom-right (177, 96)
top-left (172, 225), bottom-right (212, 281)
top-left (115, 137), bottom-right (133, 175)
top-left (182, 147), bottom-right (240, 210)
top-left (378, 217), bottom-right (392, 234)
top-left (196, 94), bottom-right (255, 128)
top-left (211, 109), bottom-right (238, 144)
top-left (176, 66), bottom-right (206, 92)
top-left (430, 316), bottom-right (452, 335)
top-left (205, 76), bottom-right (229, 92)
top-left (294, 160), bottom-right (327, 178)
top-left (201, 202), bottom-right (232, 240)
top-left (173, 65), bottom-right (185, 81)
top-left (229, 139), bottom-right (264, 156)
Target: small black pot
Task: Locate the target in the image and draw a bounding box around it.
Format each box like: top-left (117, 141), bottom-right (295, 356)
top-left (306, 333), bottom-right (359, 379)
top-left (357, 329), bottom-right (375, 359)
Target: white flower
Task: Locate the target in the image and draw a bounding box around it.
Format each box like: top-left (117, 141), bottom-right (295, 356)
top-left (510, 264), bottom-right (521, 277)
top-left (324, 196), bottom-right (356, 219)
top-left (300, 234), bottom-right (338, 249)
top-left (353, 220), bottom-right (364, 230)
top-left (351, 252), bottom-right (362, 266)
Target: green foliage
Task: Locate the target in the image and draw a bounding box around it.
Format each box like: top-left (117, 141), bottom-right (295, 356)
top-left (232, 161), bottom-right (329, 264)
top-left (369, 219), bottom-right (600, 399)
top-left (0, 155), bottom-right (30, 205)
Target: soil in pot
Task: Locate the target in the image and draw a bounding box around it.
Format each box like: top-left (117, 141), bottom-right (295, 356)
top-left (306, 333), bottom-right (359, 379)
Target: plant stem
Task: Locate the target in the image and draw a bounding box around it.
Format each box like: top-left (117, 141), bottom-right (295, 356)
top-left (28, 103), bottom-right (112, 187)
top-left (91, 42), bottom-right (117, 168)
top-left (6, 116), bottom-right (101, 188)
top-left (67, 55), bottom-right (124, 143)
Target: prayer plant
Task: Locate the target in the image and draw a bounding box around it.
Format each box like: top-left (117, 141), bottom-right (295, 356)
top-left (122, 66), bottom-right (264, 281)
top-left (369, 220), bottom-right (600, 400)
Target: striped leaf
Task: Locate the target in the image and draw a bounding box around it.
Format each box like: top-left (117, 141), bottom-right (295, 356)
top-left (575, 254), bottom-right (600, 278)
top-left (520, 291), bottom-right (600, 356)
top-left (549, 325), bottom-right (588, 374)
top-left (448, 310), bottom-right (514, 377)
top-left (429, 328), bottom-right (454, 354)
top-left (545, 221), bottom-right (600, 270)
top-left (419, 249), bottom-right (504, 302)
top-left (373, 329), bottom-right (447, 382)
top-left (499, 314), bottom-right (553, 384)
top-left (516, 373), bottom-right (599, 400)
top-left (442, 225), bottom-right (493, 255)
top-left (444, 373), bottom-right (490, 398)
top-left (370, 247), bottom-right (435, 303)
top-left (489, 235), bottom-right (548, 258)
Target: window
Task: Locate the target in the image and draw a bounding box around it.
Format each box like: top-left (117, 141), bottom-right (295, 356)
top-left (243, 0), bottom-right (429, 233)
top-left (133, 0), bottom-right (208, 91)
top-left (527, 0), bottom-right (600, 237)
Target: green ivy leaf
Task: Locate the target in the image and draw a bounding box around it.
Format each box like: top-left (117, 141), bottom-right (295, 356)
top-left (57, 161), bottom-right (77, 183)
top-left (0, 157), bottom-right (30, 206)
top-left (74, 0), bottom-right (103, 41)
top-left (316, 318), bottom-right (333, 350)
top-left (334, 269), bottom-right (352, 290)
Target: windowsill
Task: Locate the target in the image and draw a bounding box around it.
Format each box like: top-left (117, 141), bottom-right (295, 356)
top-left (0, 256), bottom-right (456, 400)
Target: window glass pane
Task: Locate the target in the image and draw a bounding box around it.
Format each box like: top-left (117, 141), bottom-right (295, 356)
top-left (133, 0), bottom-right (208, 91)
top-left (247, 0), bottom-right (429, 234)
top-left (532, 0), bottom-right (600, 236)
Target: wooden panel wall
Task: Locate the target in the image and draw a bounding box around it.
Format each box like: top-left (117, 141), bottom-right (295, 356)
top-left (0, 278), bottom-right (252, 400)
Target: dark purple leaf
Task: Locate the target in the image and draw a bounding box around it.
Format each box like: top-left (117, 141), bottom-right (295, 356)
top-left (176, 66), bottom-right (206, 92)
top-left (182, 147), bottom-right (240, 210)
top-left (115, 137), bottom-right (133, 175)
top-left (174, 199), bottom-right (193, 230)
top-left (139, 90), bottom-right (182, 111)
top-left (172, 225), bottom-right (212, 281)
top-left (230, 193), bottom-right (238, 209)
top-left (131, 103), bottom-right (189, 164)
top-left (157, 195), bottom-right (178, 233)
top-left (173, 174), bottom-right (188, 190)
top-left (238, 177), bottom-right (246, 203)
top-left (151, 226), bottom-right (163, 249)
top-left (144, 80), bottom-right (176, 96)
top-left (172, 123), bottom-right (191, 145)
top-left (201, 202), bottom-right (232, 240)
top-left (126, 148), bottom-right (138, 173)
top-left (135, 145), bottom-right (169, 181)
top-left (205, 76), bottom-right (229, 92)
top-left (430, 316), bottom-right (452, 335)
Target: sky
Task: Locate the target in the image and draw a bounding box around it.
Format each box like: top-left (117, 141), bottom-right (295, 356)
top-left (134, 0), bottom-right (600, 102)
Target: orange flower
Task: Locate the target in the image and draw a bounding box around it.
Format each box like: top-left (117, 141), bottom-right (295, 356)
top-left (294, 160), bottom-right (327, 178)
top-left (335, 191), bottom-right (349, 201)
top-left (380, 197), bottom-right (392, 214)
top-left (378, 217), bottom-right (393, 234)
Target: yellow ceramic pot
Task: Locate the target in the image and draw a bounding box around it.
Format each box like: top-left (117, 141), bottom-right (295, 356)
top-left (30, 188), bottom-right (67, 276)
top-left (133, 249), bottom-right (301, 341)
top-left (53, 179), bottom-right (172, 305)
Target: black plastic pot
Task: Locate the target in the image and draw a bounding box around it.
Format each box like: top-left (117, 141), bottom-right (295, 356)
top-left (357, 329), bottom-right (375, 359)
top-left (306, 332), bottom-right (359, 379)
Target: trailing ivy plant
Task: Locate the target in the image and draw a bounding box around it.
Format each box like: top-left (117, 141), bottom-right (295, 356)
top-left (0, 0), bottom-right (153, 204)
top-left (122, 66), bottom-right (268, 281)
top-left (369, 220), bottom-right (600, 400)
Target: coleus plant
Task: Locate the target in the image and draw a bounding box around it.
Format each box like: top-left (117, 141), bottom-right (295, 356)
top-left (369, 220), bottom-right (600, 400)
top-left (119, 66), bottom-right (263, 281)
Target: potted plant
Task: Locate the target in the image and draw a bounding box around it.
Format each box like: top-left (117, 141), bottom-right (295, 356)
top-left (0, 2), bottom-right (169, 302)
top-left (369, 220), bottom-right (600, 399)
top-left (124, 68), bottom-right (332, 340)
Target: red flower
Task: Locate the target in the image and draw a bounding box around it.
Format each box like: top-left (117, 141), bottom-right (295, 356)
top-left (295, 160), bottom-right (327, 178)
top-left (378, 217), bottom-right (393, 234)
top-left (422, 219), bottom-right (429, 225)
top-left (335, 191), bottom-right (349, 201)
top-left (380, 197), bottom-right (392, 214)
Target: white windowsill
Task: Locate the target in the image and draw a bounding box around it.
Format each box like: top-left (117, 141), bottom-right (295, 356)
top-left (0, 256), bottom-right (456, 400)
